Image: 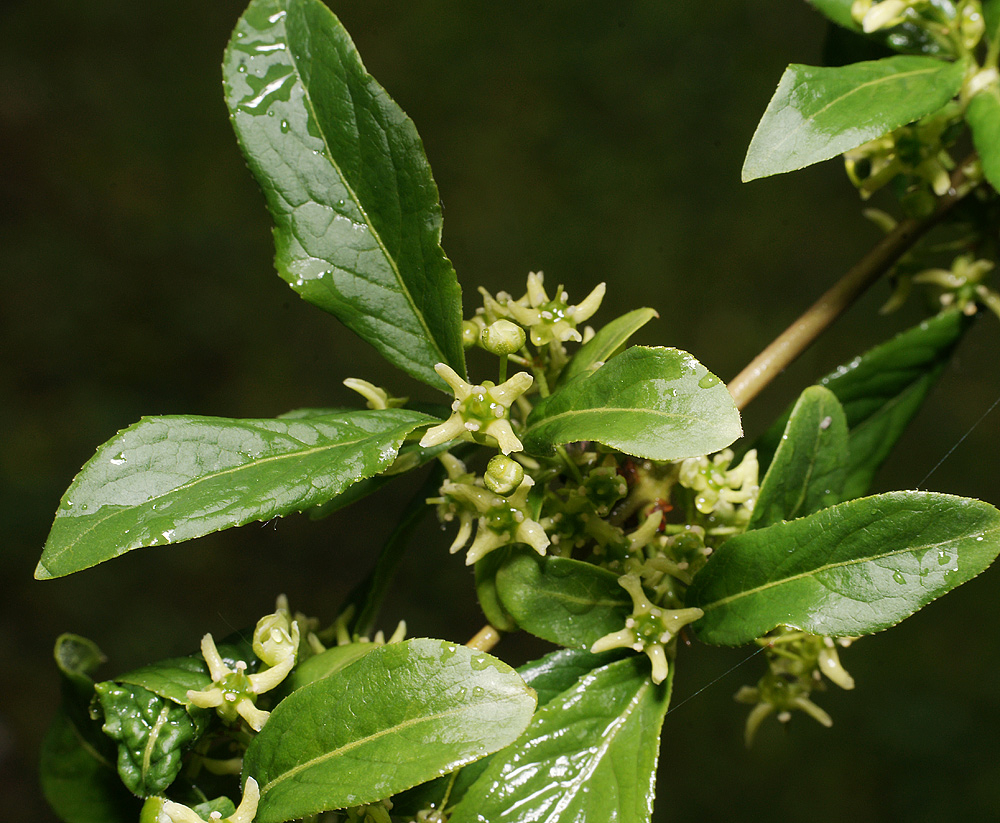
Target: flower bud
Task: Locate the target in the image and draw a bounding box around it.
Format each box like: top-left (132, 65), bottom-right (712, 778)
top-left (484, 454), bottom-right (525, 494)
top-left (480, 319), bottom-right (526, 356)
top-left (462, 319), bottom-right (483, 348)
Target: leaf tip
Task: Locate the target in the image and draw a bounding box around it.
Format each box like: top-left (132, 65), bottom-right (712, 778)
top-left (34, 560), bottom-right (53, 580)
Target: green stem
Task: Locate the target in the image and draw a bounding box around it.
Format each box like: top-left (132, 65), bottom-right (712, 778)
top-left (498, 355), bottom-right (509, 384)
top-left (556, 444), bottom-right (584, 484)
top-left (727, 156), bottom-right (978, 411)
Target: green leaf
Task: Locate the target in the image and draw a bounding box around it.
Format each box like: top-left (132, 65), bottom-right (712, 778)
top-left (967, 86), bottom-right (1000, 193)
top-left (474, 547), bottom-right (520, 633)
top-left (449, 656), bottom-right (671, 823)
top-left (688, 491), bottom-right (1000, 645)
top-left (244, 638), bottom-right (536, 823)
top-left (41, 636), bottom-right (141, 823)
top-left (94, 681), bottom-right (207, 797)
top-left (41, 711), bottom-right (141, 823)
top-left (223, 0), bottom-right (465, 389)
top-left (392, 648), bottom-right (621, 817)
top-left (116, 639), bottom-right (256, 706)
top-left (807, 0), bottom-right (859, 30)
top-left (495, 550), bottom-right (631, 649)
top-left (747, 386), bottom-right (848, 530)
top-left (743, 55), bottom-right (966, 181)
top-left (558, 308), bottom-right (658, 386)
top-left (754, 310), bottom-right (970, 498)
top-left (308, 439), bottom-right (451, 521)
top-left (523, 346), bottom-right (742, 461)
top-left (281, 643), bottom-right (376, 693)
top-left (986, 0), bottom-right (1000, 38)
top-left (37, 409), bottom-right (433, 578)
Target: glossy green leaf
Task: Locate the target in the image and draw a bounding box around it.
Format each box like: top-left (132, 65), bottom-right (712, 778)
top-left (244, 638), bottom-right (536, 823)
top-left (392, 648), bottom-right (622, 818)
top-left (449, 656), bottom-right (671, 823)
top-left (308, 439), bottom-right (450, 521)
top-left (559, 308), bottom-right (658, 386)
top-left (967, 87), bottom-right (1000, 193)
top-left (495, 550), bottom-right (631, 649)
top-left (747, 386), bottom-right (848, 530)
top-left (808, 0), bottom-right (858, 29)
top-left (688, 491), bottom-right (1000, 645)
top-left (223, 0), bottom-right (465, 389)
top-left (755, 310), bottom-right (969, 498)
top-left (743, 55), bottom-right (966, 181)
top-left (116, 639), bottom-right (256, 706)
top-left (474, 547), bottom-right (520, 633)
top-left (37, 409), bottom-right (433, 578)
top-left (523, 346), bottom-right (742, 461)
top-left (41, 636), bottom-right (140, 823)
top-left (281, 643), bottom-right (375, 693)
top-left (94, 682), bottom-right (207, 796)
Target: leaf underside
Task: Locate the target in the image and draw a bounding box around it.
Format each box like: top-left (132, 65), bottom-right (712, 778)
top-left (743, 55), bottom-right (965, 181)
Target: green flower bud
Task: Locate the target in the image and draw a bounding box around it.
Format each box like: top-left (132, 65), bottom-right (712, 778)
top-left (462, 319), bottom-right (483, 348)
top-left (480, 319), bottom-right (526, 356)
top-left (484, 454), bottom-right (525, 494)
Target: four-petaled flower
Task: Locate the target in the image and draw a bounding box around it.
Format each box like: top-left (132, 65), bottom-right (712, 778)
top-left (590, 573), bottom-right (702, 684)
top-left (419, 363), bottom-right (533, 455)
top-left (483, 272), bottom-right (605, 347)
top-left (186, 610), bottom-right (300, 732)
top-left (443, 476), bottom-right (550, 564)
top-left (152, 777), bottom-right (260, 823)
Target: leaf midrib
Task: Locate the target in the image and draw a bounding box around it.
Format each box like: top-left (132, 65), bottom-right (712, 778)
top-left (700, 522), bottom-right (1000, 612)
top-left (544, 679), bottom-right (650, 818)
top-left (260, 695), bottom-right (517, 797)
top-left (43, 418), bottom-right (420, 570)
top-left (279, 0), bottom-right (445, 365)
top-left (766, 61), bottom-right (948, 158)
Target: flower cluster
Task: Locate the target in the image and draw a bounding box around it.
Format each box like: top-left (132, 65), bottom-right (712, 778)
top-left (735, 628), bottom-right (855, 746)
top-left (478, 271), bottom-right (605, 347)
top-left (676, 448), bottom-right (759, 538)
top-left (590, 573), bottom-right (703, 684)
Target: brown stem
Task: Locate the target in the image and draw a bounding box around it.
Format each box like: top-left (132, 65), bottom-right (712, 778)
top-left (466, 624), bottom-right (501, 652)
top-left (727, 157), bottom-right (979, 411)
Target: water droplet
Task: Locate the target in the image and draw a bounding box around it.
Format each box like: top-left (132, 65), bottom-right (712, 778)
top-left (238, 64), bottom-right (247, 73)
top-left (698, 373), bottom-right (720, 389)
top-left (110, 452), bottom-right (127, 466)
top-left (267, 109), bottom-right (274, 117)
top-left (892, 571), bottom-right (906, 585)
top-left (472, 686), bottom-right (485, 699)
top-left (938, 551), bottom-right (951, 565)
top-left (280, 119), bottom-right (290, 133)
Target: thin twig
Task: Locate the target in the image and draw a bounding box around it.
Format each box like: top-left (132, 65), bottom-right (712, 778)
top-left (466, 624), bottom-right (501, 652)
top-left (727, 156), bottom-right (979, 411)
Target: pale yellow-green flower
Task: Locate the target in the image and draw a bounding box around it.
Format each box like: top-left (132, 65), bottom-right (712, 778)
top-left (443, 476), bottom-right (549, 564)
top-left (186, 607), bottom-right (300, 732)
top-left (152, 777), bottom-right (259, 823)
top-left (590, 573), bottom-right (702, 684)
top-left (419, 363), bottom-right (532, 455)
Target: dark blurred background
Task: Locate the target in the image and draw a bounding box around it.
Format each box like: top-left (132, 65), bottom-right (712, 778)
top-left (3, 1), bottom-right (999, 820)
